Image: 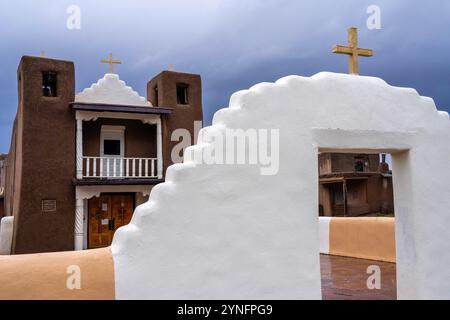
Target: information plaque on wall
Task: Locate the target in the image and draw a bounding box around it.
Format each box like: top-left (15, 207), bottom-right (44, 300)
top-left (42, 199), bottom-right (57, 212)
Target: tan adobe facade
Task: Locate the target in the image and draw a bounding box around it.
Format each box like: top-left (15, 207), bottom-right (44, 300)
top-left (1, 56), bottom-right (202, 254)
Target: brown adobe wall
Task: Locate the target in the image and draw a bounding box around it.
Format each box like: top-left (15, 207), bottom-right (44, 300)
top-left (147, 71), bottom-right (203, 174)
top-left (11, 56), bottom-right (76, 254)
top-left (5, 117), bottom-right (20, 228)
top-left (344, 175), bottom-right (395, 216)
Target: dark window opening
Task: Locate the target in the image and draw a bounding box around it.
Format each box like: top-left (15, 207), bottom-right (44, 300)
top-left (42, 72), bottom-right (57, 97)
top-left (354, 160), bottom-right (365, 172)
top-left (176, 84), bottom-right (189, 105)
top-left (103, 140), bottom-right (121, 156)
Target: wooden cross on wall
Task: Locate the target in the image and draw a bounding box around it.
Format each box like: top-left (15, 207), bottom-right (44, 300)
top-left (333, 27), bottom-right (373, 75)
top-left (101, 53), bottom-right (122, 74)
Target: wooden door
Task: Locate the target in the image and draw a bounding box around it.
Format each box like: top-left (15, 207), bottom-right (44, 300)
top-left (88, 195), bottom-right (113, 248)
top-left (88, 194), bottom-right (134, 249)
top-left (111, 195), bottom-right (134, 234)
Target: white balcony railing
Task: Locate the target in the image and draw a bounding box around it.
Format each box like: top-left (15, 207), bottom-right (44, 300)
top-left (83, 156), bottom-right (159, 179)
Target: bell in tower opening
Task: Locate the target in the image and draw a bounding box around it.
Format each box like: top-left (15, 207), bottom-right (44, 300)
top-left (42, 71), bottom-right (57, 97)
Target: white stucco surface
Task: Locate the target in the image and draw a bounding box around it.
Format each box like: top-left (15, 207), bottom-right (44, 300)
top-left (0, 216), bottom-right (14, 255)
top-left (111, 72), bottom-right (450, 299)
top-left (318, 217), bottom-right (331, 254)
top-left (75, 73), bottom-right (152, 107)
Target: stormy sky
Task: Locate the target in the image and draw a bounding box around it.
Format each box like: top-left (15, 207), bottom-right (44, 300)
top-left (0, 0), bottom-right (449, 153)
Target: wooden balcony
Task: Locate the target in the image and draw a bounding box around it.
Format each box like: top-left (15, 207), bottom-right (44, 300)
top-left (82, 156), bottom-right (159, 179)
top-left (74, 108), bottom-right (164, 186)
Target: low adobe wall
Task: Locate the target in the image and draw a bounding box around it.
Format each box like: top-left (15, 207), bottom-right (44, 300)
top-left (319, 217), bottom-right (396, 263)
top-left (0, 216), bottom-right (14, 255)
top-left (0, 247), bottom-right (115, 299)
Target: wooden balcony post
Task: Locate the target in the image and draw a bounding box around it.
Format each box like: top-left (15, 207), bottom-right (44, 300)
top-left (74, 198), bottom-right (84, 250)
top-left (76, 119), bottom-right (83, 179)
top-left (156, 118), bottom-right (163, 179)
top-left (86, 158), bottom-right (90, 177)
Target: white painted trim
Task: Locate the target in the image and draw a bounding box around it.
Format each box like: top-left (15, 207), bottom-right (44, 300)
top-left (83, 156), bottom-right (158, 179)
top-left (100, 125), bottom-right (125, 158)
top-left (312, 128), bottom-right (415, 154)
top-left (101, 125), bottom-right (126, 132)
top-left (142, 117), bottom-right (163, 178)
top-left (156, 119), bottom-right (163, 179)
top-left (83, 199), bottom-right (88, 250)
top-left (318, 217), bottom-right (331, 255)
top-left (76, 119), bottom-right (83, 179)
top-left (75, 185), bottom-right (153, 200)
top-left (76, 110), bottom-right (160, 123)
top-left (74, 198), bottom-right (84, 251)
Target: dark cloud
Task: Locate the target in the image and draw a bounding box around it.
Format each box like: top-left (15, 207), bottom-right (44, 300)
top-left (0, 0), bottom-right (449, 152)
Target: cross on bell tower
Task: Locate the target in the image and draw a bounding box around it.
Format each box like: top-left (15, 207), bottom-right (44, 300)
top-left (101, 53), bottom-right (122, 74)
top-left (333, 27), bottom-right (373, 75)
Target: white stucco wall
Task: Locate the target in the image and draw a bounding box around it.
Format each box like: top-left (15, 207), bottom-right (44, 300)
top-left (111, 72), bottom-right (450, 300)
top-left (75, 73), bottom-right (152, 107)
top-left (318, 217), bottom-right (331, 255)
top-left (0, 216), bottom-right (14, 255)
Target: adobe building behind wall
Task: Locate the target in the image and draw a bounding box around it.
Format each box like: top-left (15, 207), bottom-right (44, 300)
top-left (1, 56), bottom-right (202, 254)
top-left (318, 152), bottom-right (394, 217)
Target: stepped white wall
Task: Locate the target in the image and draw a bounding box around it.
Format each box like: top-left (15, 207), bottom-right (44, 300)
top-left (111, 72), bottom-right (450, 299)
top-left (75, 73), bottom-right (152, 107)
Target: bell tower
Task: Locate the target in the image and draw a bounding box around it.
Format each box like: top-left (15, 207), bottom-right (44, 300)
top-left (147, 70), bottom-right (203, 173)
top-left (11, 56), bottom-right (75, 253)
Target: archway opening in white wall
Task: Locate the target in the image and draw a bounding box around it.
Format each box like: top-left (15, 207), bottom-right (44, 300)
top-left (317, 149), bottom-right (399, 300)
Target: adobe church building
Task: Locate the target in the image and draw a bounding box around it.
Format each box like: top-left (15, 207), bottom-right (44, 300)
top-left (318, 152), bottom-right (394, 216)
top-left (0, 55), bottom-right (202, 254)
